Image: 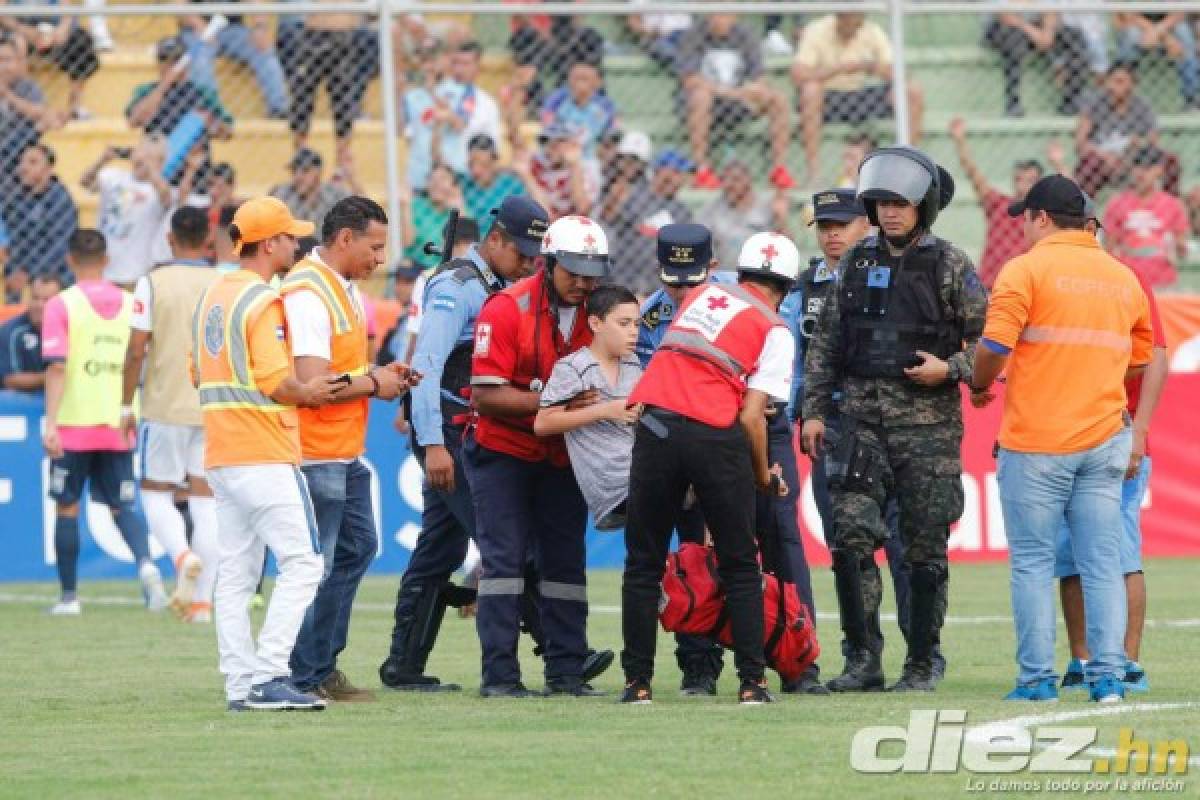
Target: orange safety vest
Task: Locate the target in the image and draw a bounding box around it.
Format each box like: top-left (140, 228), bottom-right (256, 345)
top-left (280, 256), bottom-right (370, 460)
top-left (472, 270), bottom-right (591, 467)
top-left (193, 270), bottom-right (301, 468)
top-left (630, 282), bottom-right (784, 428)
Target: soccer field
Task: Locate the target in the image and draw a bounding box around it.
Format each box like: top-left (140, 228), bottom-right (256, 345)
top-left (3, 561), bottom-right (1197, 799)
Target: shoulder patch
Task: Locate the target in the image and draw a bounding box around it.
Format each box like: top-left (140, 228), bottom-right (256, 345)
top-left (474, 323), bottom-right (492, 357)
top-left (430, 293), bottom-right (458, 312)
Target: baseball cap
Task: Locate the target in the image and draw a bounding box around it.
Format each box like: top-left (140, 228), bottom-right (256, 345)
top-left (652, 149), bottom-right (697, 174)
top-left (616, 130), bottom-right (652, 162)
top-left (230, 197), bottom-right (315, 254)
top-left (809, 188), bottom-right (866, 225)
top-left (156, 36), bottom-right (186, 64)
top-left (287, 148), bottom-right (323, 171)
top-left (391, 260), bottom-right (424, 281)
top-left (1007, 174), bottom-right (1086, 218)
top-left (538, 121), bottom-right (575, 145)
top-left (657, 223), bottom-right (712, 286)
top-left (492, 195), bottom-right (550, 258)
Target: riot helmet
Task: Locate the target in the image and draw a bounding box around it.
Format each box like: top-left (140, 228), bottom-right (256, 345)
top-left (857, 146), bottom-right (946, 229)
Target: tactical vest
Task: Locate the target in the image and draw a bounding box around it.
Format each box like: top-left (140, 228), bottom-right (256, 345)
top-left (840, 235), bottom-right (960, 379)
top-left (796, 257), bottom-right (839, 364)
top-left (433, 257), bottom-right (500, 425)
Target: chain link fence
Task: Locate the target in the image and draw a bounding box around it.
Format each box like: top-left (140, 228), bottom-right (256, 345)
top-left (2, 2), bottom-right (1199, 302)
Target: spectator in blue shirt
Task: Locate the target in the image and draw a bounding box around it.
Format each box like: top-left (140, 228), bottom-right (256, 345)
top-left (540, 61), bottom-right (617, 165)
top-left (2, 144), bottom-right (78, 300)
top-left (0, 273), bottom-right (60, 392)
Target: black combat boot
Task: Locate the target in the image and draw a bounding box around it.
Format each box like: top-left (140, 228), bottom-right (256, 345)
top-left (825, 550), bottom-right (885, 692)
top-left (889, 563), bottom-right (942, 692)
top-left (379, 581), bottom-right (472, 691)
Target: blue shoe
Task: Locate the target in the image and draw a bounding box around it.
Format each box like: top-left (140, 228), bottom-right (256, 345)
top-left (226, 700), bottom-right (248, 712)
top-left (1004, 679), bottom-right (1059, 702)
top-left (1122, 661), bottom-right (1149, 694)
top-left (1060, 658), bottom-right (1087, 691)
top-left (1089, 674), bottom-right (1125, 704)
top-left (245, 678), bottom-right (327, 711)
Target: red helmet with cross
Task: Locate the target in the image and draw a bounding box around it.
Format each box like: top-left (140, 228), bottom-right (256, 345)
top-left (736, 232), bottom-right (800, 287)
top-left (540, 215), bottom-right (611, 278)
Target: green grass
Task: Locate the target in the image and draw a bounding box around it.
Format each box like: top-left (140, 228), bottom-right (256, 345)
top-left (2, 561), bottom-right (1198, 798)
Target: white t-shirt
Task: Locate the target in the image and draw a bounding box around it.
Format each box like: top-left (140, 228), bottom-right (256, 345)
top-left (131, 276), bottom-right (154, 332)
top-left (556, 306), bottom-right (578, 340)
top-left (746, 327), bottom-right (795, 402)
top-left (435, 80), bottom-right (502, 175)
top-left (282, 249), bottom-right (367, 361)
top-left (96, 167), bottom-right (171, 284)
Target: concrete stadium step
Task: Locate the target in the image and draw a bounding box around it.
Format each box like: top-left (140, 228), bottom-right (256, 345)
top-left (42, 119), bottom-right (399, 218)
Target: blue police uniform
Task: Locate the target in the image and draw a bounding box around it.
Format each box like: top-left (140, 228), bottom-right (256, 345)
top-left (380, 198), bottom-right (555, 691)
top-left (0, 311), bottom-right (47, 391)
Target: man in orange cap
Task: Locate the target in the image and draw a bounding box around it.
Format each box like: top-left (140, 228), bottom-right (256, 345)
top-left (193, 197), bottom-right (346, 712)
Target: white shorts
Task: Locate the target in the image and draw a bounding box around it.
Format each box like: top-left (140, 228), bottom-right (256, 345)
top-left (139, 421), bottom-right (205, 485)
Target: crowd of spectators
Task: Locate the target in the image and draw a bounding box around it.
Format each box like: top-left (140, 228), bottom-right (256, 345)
top-left (3, 7), bottom-right (1200, 302)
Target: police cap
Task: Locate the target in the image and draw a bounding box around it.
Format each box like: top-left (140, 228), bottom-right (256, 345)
top-left (656, 223), bottom-right (712, 286)
top-left (809, 188), bottom-right (866, 225)
top-left (492, 195), bottom-right (550, 258)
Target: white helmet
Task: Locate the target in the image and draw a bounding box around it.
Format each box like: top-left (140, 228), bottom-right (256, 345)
top-left (736, 232), bottom-right (800, 287)
top-left (541, 215), bottom-right (610, 278)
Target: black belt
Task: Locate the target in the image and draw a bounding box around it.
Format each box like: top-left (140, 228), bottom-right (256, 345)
top-left (645, 406), bottom-right (687, 424)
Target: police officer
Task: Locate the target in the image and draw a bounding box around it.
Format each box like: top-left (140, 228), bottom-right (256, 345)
top-left (379, 198), bottom-right (613, 691)
top-left (466, 214), bottom-right (610, 698)
top-left (635, 223), bottom-right (727, 695)
top-left (801, 148), bottom-right (988, 693)
top-left (622, 232), bottom-right (799, 705)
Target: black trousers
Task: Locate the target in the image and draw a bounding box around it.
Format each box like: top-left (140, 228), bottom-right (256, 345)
top-left (621, 408), bottom-right (765, 683)
top-left (287, 28), bottom-right (367, 139)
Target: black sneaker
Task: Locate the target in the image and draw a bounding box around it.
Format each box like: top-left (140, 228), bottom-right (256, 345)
top-left (480, 682), bottom-right (536, 698)
top-left (544, 680), bottom-right (607, 697)
top-left (582, 649), bottom-right (615, 684)
top-left (781, 666), bottom-right (830, 695)
top-left (739, 679), bottom-right (775, 705)
top-left (889, 660), bottom-right (936, 693)
top-left (620, 678), bottom-right (653, 704)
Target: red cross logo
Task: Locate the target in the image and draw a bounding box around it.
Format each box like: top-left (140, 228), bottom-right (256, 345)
top-left (583, 233), bottom-right (597, 248)
top-left (707, 295), bottom-right (730, 311)
top-left (760, 243), bottom-right (779, 264)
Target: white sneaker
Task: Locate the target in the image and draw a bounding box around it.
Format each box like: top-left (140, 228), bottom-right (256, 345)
top-left (140, 562), bottom-right (169, 612)
top-left (169, 552), bottom-right (204, 619)
top-left (50, 599), bottom-right (82, 616)
top-left (762, 30), bottom-right (794, 57)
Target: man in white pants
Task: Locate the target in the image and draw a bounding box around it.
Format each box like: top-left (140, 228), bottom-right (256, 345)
top-left (192, 197), bottom-right (343, 711)
top-left (123, 207), bottom-right (220, 622)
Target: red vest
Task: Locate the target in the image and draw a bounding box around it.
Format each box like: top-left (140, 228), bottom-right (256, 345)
top-left (630, 282), bottom-right (784, 427)
top-left (472, 270), bottom-right (592, 466)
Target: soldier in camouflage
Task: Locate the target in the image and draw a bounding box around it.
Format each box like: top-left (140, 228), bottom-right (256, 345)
top-left (801, 146), bottom-right (989, 693)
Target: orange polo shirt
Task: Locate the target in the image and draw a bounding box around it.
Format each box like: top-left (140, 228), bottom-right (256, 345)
top-left (983, 230), bottom-right (1154, 454)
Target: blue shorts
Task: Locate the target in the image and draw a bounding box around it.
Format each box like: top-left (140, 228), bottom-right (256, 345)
top-left (1054, 455), bottom-right (1150, 578)
top-left (48, 449), bottom-right (138, 509)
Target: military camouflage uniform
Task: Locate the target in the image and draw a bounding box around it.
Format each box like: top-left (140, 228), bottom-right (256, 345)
top-left (803, 233), bottom-right (988, 675)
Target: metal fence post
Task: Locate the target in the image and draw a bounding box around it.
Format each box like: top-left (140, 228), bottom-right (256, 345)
top-left (888, 0), bottom-right (911, 145)
top-left (378, 0), bottom-right (405, 267)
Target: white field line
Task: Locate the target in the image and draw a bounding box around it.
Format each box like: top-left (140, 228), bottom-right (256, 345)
top-left (965, 701), bottom-right (1200, 768)
top-left (2, 591), bottom-right (1200, 629)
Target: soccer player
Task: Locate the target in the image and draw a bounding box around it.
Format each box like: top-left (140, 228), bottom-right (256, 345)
top-left (42, 230), bottom-right (167, 615)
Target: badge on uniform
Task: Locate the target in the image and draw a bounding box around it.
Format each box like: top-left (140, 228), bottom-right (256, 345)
top-left (813, 264), bottom-right (833, 283)
top-left (474, 323), bottom-right (491, 357)
top-left (431, 294), bottom-right (457, 312)
top-left (806, 297), bottom-right (825, 314)
top-left (867, 266), bottom-right (892, 288)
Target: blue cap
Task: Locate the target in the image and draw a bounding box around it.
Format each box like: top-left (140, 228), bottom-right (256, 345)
top-left (391, 261), bottom-right (424, 281)
top-left (538, 121), bottom-right (575, 144)
top-left (492, 195), bottom-right (550, 258)
top-left (652, 150), bottom-right (697, 174)
top-left (657, 223), bottom-right (712, 285)
top-left (809, 188), bottom-right (866, 225)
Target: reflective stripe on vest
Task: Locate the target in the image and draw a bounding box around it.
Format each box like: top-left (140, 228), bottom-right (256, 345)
top-left (193, 281), bottom-right (287, 412)
top-left (281, 264), bottom-right (353, 334)
top-left (657, 283), bottom-right (781, 379)
top-left (57, 285), bottom-right (132, 428)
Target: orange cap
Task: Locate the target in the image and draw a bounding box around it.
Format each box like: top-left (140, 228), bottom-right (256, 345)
top-left (231, 197), bottom-right (315, 254)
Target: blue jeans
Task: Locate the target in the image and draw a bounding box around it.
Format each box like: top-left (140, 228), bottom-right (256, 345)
top-left (289, 458), bottom-right (377, 690)
top-left (998, 427), bottom-right (1131, 686)
top-left (1054, 455), bottom-right (1151, 579)
top-left (1117, 22), bottom-right (1199, 102)
top-left (183, 25), bottom-right (289, 115)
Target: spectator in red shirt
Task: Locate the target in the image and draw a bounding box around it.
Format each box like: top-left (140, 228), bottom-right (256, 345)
top-left (1102, 145), bottom-right (1188, 288)
top-left (949, 116), bottom-right (1044, 287)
